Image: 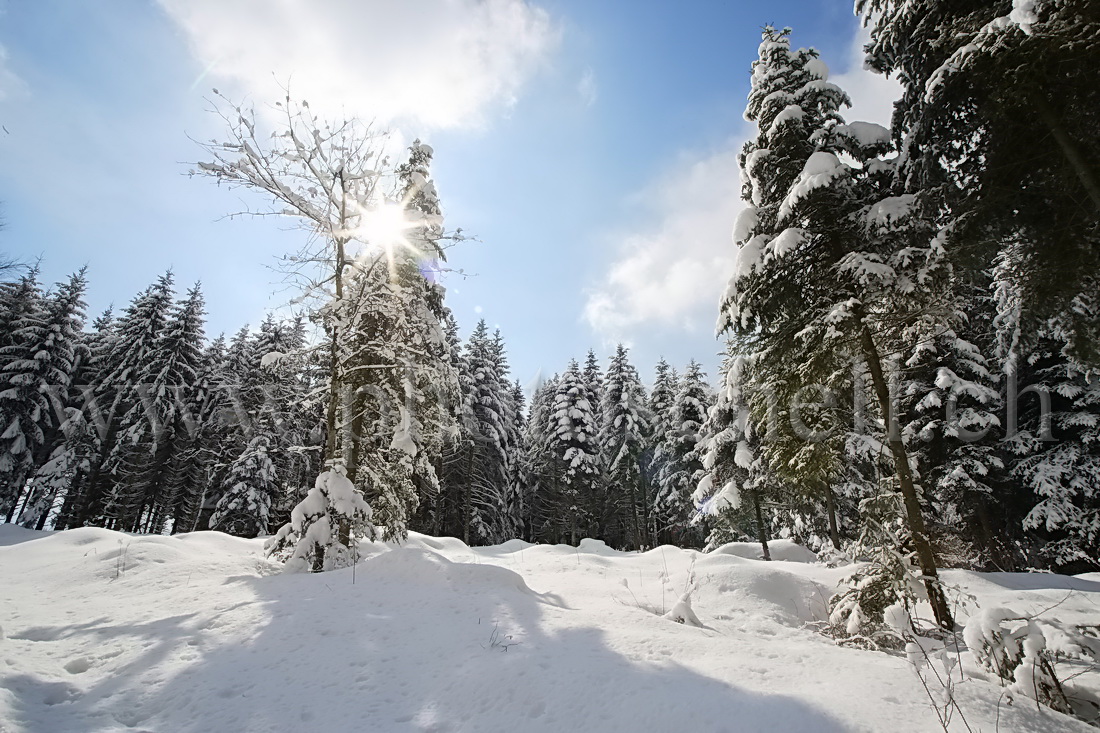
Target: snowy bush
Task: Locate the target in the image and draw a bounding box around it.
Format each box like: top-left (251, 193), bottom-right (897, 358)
top-left (962, 608), bottom-right (1090, 714)
top-left (828, 492), bottom-right (926, 645)
top-left (265, 466), bottom-right (376, 573)
top-left (662, 559), bottom-right (706, 628)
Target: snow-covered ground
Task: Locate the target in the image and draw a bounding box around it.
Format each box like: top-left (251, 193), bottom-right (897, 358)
top-left (1, 525), bottom-right (1097, 732)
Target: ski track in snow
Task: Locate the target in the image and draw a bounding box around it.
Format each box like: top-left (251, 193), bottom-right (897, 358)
top-left (1, 525), bottom-right (1097, 732)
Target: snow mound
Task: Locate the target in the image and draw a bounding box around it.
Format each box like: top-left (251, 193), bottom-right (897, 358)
top-left (361, 546), bottom-right (537, 598)
top-left (403, 532), bottom-right (473, 555)
top-left (710, 539), bottom-right (818, 563)
top-left (489, 538), bottom-right (536, 553)
top-left (0, 523), bottom-right (52, 547)
top-left (697, 562), bottom-right (830, 626)
top-left (577, 538), bottom-right (621, 555)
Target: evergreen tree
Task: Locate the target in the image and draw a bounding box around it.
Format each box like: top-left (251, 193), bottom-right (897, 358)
top-left (694, 348), bottom-right (774, 558)
top-left (266, 140), bottom-right (457, 568)
top-left (522, 375), bottom-right (559, 543)
top-left (436, 311), bottom-right (468, 538)
top-left (341, 140), bottom-right (457, 544)
top-left (54, 307), bottom-right (118, 529)
top-left (719, 26), bottom-right (956, 627)
top-left (91, 272), bottom-right (176, 529)
top-left (180, 334), bottom-right (233, 533)
top-left (0, 266), bottom-right (43, 357)
top-left (898, 305), bottom-right (1005, 564)
top-left (103, 281), bottom-right (205, 533)
top-left (453, 320), bottom-right (512, 544)
top-left (507, 379), bottom-right (529, 538)
top-left (1010, 349), bottom-right (1100, 569)
top-left (599, 344), bottom-right (650, 549)
top-left (858, 0), bottom-right (1100, 368)
top-left (644, 359), bottom-right (679, 545)
top-left (547, 360), bottom-right (600, 544)
top-left (209, 434), bottom-right (278, 537)
top-left (0, 269), bottom-right (85, 521)
top-left (583, 349), bottom-right (605, 419)
top-left (654, 360), bottom-right (710, 547)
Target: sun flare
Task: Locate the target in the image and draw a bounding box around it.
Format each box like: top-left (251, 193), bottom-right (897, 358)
top-left (355, 201), bottom-right (416, 252)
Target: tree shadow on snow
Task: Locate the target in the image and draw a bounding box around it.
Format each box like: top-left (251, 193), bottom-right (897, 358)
top-left (8, 547), bottom-right (853, 732)
top-left (972, 571), bottom-right (1100, 594)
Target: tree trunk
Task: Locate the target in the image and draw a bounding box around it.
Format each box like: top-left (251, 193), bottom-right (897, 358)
top-left (4, 484), bottom-right (21, 523)
top-left (823, 482), bottom-right (842, 550)
top-left (751, 489), bottom-right (771, 561)
top-left (325, 230), bottom-right (351, 559)
top-left (859, 324), bottom-right (953, 629)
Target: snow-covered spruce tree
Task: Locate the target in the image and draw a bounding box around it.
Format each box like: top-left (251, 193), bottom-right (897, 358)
top-left (54, 307), bottom-right (118, 529)
top-left (716, 26), bottom-right (862, 553)
top-left (195, 96), bottom-right (458, 569)
top-left (1007, 345), bottom-right (1100, 570)
top-left (435, 310), bottom-right (467, 538)
top-left (643, 359), bottom-right (679, 545)
top-left (450, 320), bottom-right (512, 544)
top-left (265, 465), bottom-right (376, 572)
top-left (654, 360), bottom-right (711, 548)
top-left (18, 406), bottom-right (96, 530)
top-left (599, 344), bottom-right (650, 549)
top-left (0, 268), bottom-right (45, 519)
top-left (693, 347), bottom-right (775, 558)
top-left (506, 378), bottom-right (529, 538)
top-left (253, 316), bottom-right (322, 534)
top-left (103, 282), bottom-right (206, 533)
top-left (85, 272), bottom-right (176, 529)
top-left (0, 266), bottom-right (43, 358)
top-left (896, 298), bottom-right (1005, 566)
top-left (172, 333), bottom-right (234, 533)
top-left (583, 349), bottom-right (605, 423)
top-left (522, 375), bottom-right (559, 543)
top-left (209, 434), bottom-right (278, 537)
top-left (27, 305), bottom-right (114, 531)
top-left (546, 360), bottom-right (601, 544)
top-left (857, 0), bottom-right (1100, 369)
top-left (2, 270), bottom-right (88, 524)
top-left (490, 331), bottom-right (525, 539)
top-left (720, 26), bottom-right (956, 627)
top-left (0, 269), bottom-right (86, 522)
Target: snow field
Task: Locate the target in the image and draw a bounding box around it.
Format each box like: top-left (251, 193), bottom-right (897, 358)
top-left (1, 526), bottom-right (1097, 732)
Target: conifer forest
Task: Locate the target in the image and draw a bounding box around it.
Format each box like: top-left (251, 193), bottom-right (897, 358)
top-left (1, 2), bottom-right (1099, 731)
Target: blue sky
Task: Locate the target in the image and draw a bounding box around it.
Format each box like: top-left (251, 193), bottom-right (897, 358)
top-left (0, 0), bottom-right (897, 390)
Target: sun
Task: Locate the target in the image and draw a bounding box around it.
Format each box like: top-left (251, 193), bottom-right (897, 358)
top-left (344, 199), bottom-right (429, 283)
top-left (355, 201), bottom-right (415, 252)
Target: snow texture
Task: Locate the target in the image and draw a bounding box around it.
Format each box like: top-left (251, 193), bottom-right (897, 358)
top-left (777, 152), bottom-right (848, 221)
top-left (1, 524), bottom-right (1097, 732)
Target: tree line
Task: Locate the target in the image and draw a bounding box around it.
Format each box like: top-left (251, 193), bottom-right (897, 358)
top-left (0, 3), bottom-right (1095, 612)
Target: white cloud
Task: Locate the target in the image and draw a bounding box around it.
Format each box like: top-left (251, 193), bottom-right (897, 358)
top-left (158, 0), bottom-right (560, 130)
top-left (831, 26), bottom-right (902, 127)
top-left (583, 141), bottom-right (745, 342)
top-left (583, 23), bottom-right (902, 344)
top-left (578, 68), bottom-right (597, 107)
